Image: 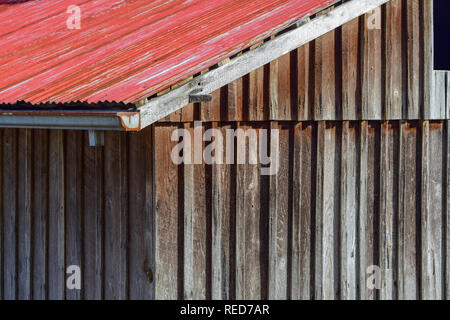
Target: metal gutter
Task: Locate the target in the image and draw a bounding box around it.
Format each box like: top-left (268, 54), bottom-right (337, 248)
top-left (0, 110), bottom-right (140, 131)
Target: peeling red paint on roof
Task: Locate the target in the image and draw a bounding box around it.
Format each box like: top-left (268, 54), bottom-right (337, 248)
top-left (0, 0), bottom-right (336, 104)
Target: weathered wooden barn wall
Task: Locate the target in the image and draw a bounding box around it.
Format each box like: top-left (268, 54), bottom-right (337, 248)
top-left (0, 0), bottom-right (449, 300)
top-left (0, 121), bottom-right (448, 300)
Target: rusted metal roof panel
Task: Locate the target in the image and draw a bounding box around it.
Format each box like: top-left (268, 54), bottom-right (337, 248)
top-left (0, 0), bottom-right (336, 105)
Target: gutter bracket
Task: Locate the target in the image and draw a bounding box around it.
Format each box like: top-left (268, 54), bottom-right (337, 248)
top-left (89, 130), bottom-right (105, 147)
top-left (189, 89), bottom-right (213, 103)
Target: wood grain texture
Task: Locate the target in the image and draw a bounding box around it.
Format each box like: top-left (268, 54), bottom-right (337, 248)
top-left (268, 122), bottom-right (290, 299)
top-left (291, 123), bottom-right (313, 299)
top-left (406, 0), bottom-right (421, 119)
top-left (211, 124), bottom-right (233, 300)
top-left (362, 8), bottom-right (383, 120)
top-left (3, 129), bottom-right (17, 300)
top-left (421, 121), bottom-right (444, 299)
top-left (65, 131), bottom-right (83, 300)
top-left (48, 130), bottom-right (65, 300)
top-left (340, 121), bottom-right (358, 299)
top-left (83, 132), bottom-right (104, 300)
top-left (341, 18), bottom-right (360, 121)
top-left (104, 132), bottom-right (128, 300)
top-left (154, 125), bottom-right (181, 300)
top-left (236, 124), bottom-right (263, 300)
top-left (398, 122), bottom-right (419, 300)
top-left (183, 123), bottom-right (208, 300)
top-left (17, 129), bottom-right (32, 300)
top-left (378, 122), bottom-right (398, 300)
top-left (314, 122), bottom-right (339, 299)
top-left (32, 130), bottom-right (49, 300)
top-left (385, 0), bottom-right (403, 119)
top-left (128, 129), bottom-right (154, 300)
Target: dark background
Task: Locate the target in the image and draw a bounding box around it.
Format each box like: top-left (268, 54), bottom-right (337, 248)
top-left (434, 0), bottom-right (450, 70)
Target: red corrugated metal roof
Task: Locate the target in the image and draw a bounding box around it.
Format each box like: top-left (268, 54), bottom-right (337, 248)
top-left (0, 0), bottom-right (336, 105)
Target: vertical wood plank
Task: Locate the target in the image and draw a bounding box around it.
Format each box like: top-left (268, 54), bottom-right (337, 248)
top-left (359, 121), bottom-right (377, 300)
top-left (104, 132), bottom-right (128, 300)
top-left (83, 133), bottom-right (104, 300)
top-left (422, 0), bottom-right (434, 120)
top-left (211, 124), bottom-right (233, 300)
top-left (434, 71), bottom-right (447, 120)
top-left (17, 129), bottom-right (32, 300)
top-left (154, 125), bottom-right (180, 300)
top-left (3, 129), bottom-right (17, 300)
top-left (446, 120), bottom-right (450, 299)
top-left (385, 0), bottom-right (404, 119)
top-left (362, 8), bottom-right (383, 119)
top-left (379, 122), bottom-right (398, 299)
top-left (314, 31), bottom-right (336, 121)
top-left (236, 124), bottom-right (262, 299)
top-left (129, 129), bottom-right (154, 300)
top-left (226, 79), bottom-right (244, 122)
top-left (268, 122), bottom-right (289, 299)
top-left (48, 130), bottom-right (65, 300)
top-left (269, 54), bottom-right (292, 120)
top-left (406, 0), bottom-right (421, 119)
top-left (248, 66), bottom-right (266, 121)
top-left (32, 130), bottom-right (49, 300)
top-left (398, 122), bottom-right (419, 299)
top-left (201, 89), bottom-right (222, 122)
top-left (184, 123), bottom-right (207, 300)
top-left (421, 121), bottom-right (444, 299)
top-left (65, 131), bottom-right (83, 300)
top-left (341, 18), bottom-right (360, 121)
top-left (340, 122), bottom-right (358, 299)
top-left (296, 44), bottom-right (312, 121)
top-left (291, 123), bottom-right (313, 299)
top-left (315, 122), bottom-right (338, 299)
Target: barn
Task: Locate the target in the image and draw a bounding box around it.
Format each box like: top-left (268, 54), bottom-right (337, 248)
top-left (0, 0), bottom-right (448, 300)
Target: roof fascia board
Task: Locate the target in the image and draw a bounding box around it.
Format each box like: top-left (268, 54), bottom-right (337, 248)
top-left (139, 0), bottom-right (390, 128)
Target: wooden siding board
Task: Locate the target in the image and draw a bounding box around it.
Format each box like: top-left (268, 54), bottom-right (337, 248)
top-left (248, 66), bottom-right (267, 121)
top-left (358, 121), bottom-right (377, 300)
top-left (32, 130), bottom-right (49, 300)
top-left (211, 124), bottom-right (233, 300)
top-left (406, 0), bottom-right (421, 119)
top-left (340, 121), bottom-right (358, 300)
top-left (314, 32), bottom-right (337, 121)
top-left (269, 54), bottom-right (292, 121)
top-left (385, 0), bottom-right (404, 120)
top-left (154, 125), bottom-right (180, 300)
top-left (128, 129), bottom-right (154, 300)
top-left (379, 122), bottom-right (398, 299)
top-left (83, 133), bottom-right (104, 300)
top-left (3, 129), bottom-right (17, 300)
top-left (341, 18), bottom-right (360, 121)
top-left (291, 123), bottom-right (313, 299)
top-left (183, 123), bottom-right (208, 300)
top-left (422, 0), bottom-right (434, 120)
top-left (235, 124), bottom-right (263, 300)
top-left (421, 121), bottom-right (443, 300)
top-left (397, 122), bottom-right (419, 299)
top-left (17, 129), bottom-right (32, 300)
top-left (65, 131), bottom-right (83, 300)
top-left (48, 130), bottom-right (65, 300)
top-left (362, 9), bottom-right (383, 120)
top-left (104, 132), bottom-right (129, 300)
top-left (268, 123), bottom-right (290, 299)
top-left (296, 44), bottom-right (312, 121)
top-left (314, 121), bottom-right (339, 299)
